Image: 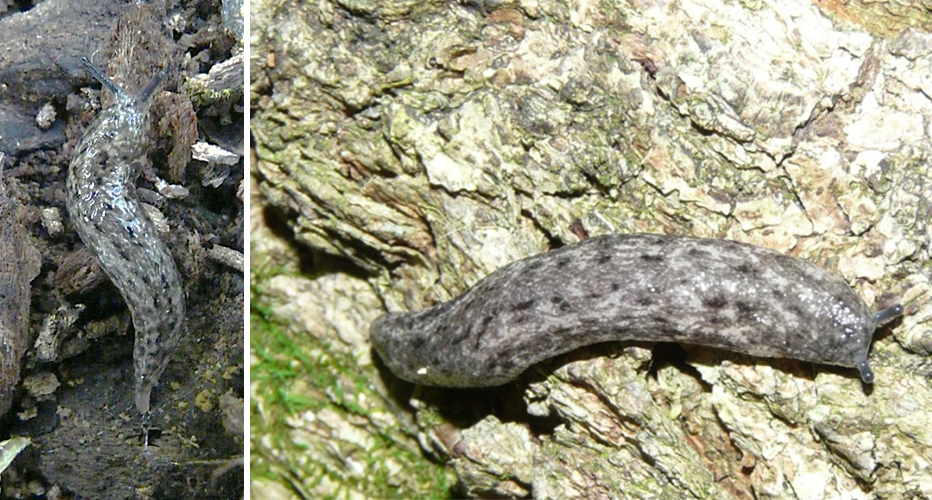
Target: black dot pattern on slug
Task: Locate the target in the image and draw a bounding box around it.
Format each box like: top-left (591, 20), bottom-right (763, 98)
top-left (370, 234), bottom-right (885, 388)
top-left (65, 63), bottom-right (184, 415)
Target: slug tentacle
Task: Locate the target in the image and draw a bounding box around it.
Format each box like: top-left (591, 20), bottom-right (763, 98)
top-left (857, 360), bottom-right (874, 384)
top-left (370, 234), bottom-right (900, 387)
top-left (875, 304), bottom-right (904, 325)
top-left (66, 58), bottom-right (185, 416)
top-left (80, 57), bottom-right (122, 96)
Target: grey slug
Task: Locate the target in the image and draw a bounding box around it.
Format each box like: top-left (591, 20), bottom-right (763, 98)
top-left (370, 233), bottom-right (902, 387)
top-left (65, 58), bottom-right (185, 415)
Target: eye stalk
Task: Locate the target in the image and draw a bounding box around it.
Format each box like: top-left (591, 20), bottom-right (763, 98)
top-left (874, 304), bottom-right (903, 326)
top-left (857, 359), bottom-right (874, 384)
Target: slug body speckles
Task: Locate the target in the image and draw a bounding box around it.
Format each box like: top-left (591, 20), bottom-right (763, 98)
top-left (371, 234), bottom-right (901, 387)
top-left (65, 59), bottom-right (184, 415)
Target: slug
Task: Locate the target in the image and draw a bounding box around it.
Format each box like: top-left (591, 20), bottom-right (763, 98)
top-left (370, 234), bottom-right (902, 387)
top-left (65, 58), bottom-right (185, 415)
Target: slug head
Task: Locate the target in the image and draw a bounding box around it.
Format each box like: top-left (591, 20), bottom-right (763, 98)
top-left (78, 58), bottom-right (165, 177)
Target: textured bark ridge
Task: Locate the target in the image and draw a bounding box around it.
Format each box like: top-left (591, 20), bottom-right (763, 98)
top-left (0, 166), bottom-right (41, 419)
top-left (252, 0), bottom-right (932, 498)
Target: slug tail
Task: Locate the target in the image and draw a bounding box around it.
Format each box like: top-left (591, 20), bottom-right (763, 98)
top-left (134, 379), bottom-right (152, 416)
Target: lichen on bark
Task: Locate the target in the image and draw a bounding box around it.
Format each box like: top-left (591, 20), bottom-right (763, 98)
top-left (251, 0), bottom-right (932, 498)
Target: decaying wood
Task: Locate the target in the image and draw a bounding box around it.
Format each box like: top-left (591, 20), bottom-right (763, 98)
top-left (0, 156), bottom-right (41, 418)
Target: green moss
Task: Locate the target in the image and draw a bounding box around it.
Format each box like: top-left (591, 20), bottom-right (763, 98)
top-left (250, 272), bottom-right (453, 499)
top-left (182, 76), bottom-right (240, 108)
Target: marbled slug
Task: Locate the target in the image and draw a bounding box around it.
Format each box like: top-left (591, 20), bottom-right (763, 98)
top-left (370, 234), bottom-right (902, 387)
top-left (66, 58), bottom-right (185, 415)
